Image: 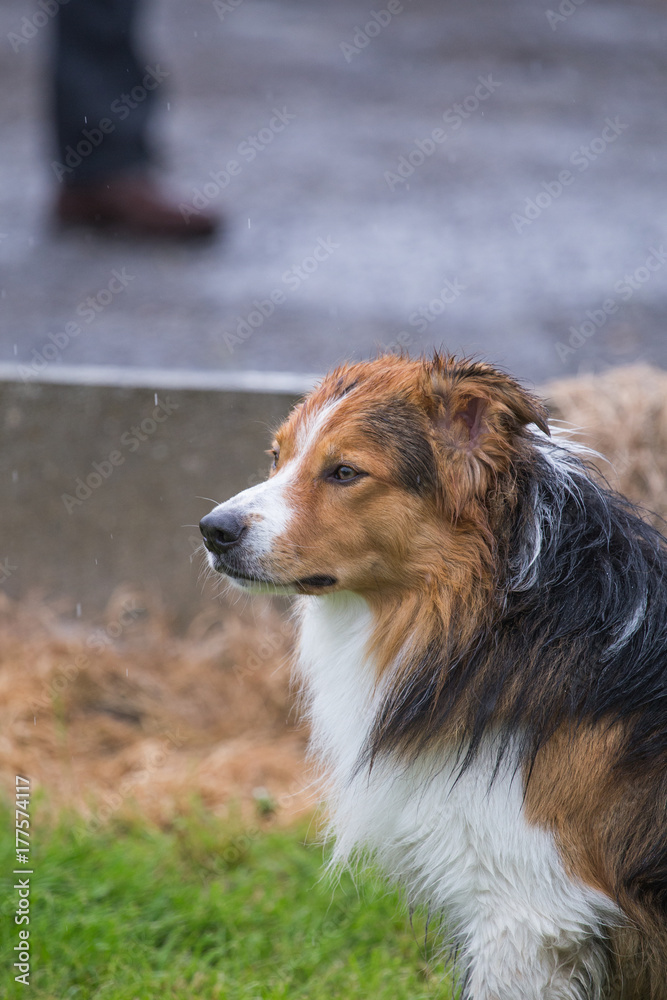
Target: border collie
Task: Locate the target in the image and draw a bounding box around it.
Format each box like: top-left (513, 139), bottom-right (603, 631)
top-left (200, 354), bottom-right (667, 999)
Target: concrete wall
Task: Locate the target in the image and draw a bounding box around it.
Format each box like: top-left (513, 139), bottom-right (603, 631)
top-left (0, 367), bottom-right (314, 627)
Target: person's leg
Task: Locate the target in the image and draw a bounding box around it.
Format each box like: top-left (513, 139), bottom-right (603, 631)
top-left (51, 0), bottom-right (218, 237)
top-left (53, 0), bottom-right (152, 186)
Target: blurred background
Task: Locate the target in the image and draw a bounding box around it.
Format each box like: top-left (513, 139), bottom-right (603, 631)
top-left (2, 0), bottom-right (667, 376)
top-left (2, 0), bottom-right (667, 617)
top-left (1, 1), bottom-right (667, 995)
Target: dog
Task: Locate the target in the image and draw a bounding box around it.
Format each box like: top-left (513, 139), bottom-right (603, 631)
top-left (200, 353), bottom-right (667, 999)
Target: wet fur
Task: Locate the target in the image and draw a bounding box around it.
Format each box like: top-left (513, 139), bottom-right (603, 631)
top-left (202, 353), bottom-right (667, 997)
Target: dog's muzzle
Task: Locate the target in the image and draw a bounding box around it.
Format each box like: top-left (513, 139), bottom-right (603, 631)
top-left (199, 505), bottom-right (338, 592)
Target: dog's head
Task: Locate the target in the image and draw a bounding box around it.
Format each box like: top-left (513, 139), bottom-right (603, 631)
top-left (200, 354), bottom-right (548, 597)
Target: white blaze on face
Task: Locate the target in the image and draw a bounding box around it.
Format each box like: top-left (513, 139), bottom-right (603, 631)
top-left (205, 394), bottom-right (343, 573)
top-left (205, 462), bottom-right (297, 568)
top-left (295, 396), bottom-right (341, 455)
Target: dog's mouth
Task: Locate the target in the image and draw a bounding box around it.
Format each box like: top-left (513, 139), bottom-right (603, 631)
top-left (223, 568), bottom-right (277, 586)
top-left (296, 575), bottom-right (337, 589)
top-left (214, 562), bottom-right (338, 592)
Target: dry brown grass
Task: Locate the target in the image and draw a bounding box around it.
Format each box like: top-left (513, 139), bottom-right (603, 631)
top-left (2, 364), bottom-right (667, 826)
top-left (544, 363), bottom-right (667, 524)
top-left (0, 588), bottom-right (315, 826)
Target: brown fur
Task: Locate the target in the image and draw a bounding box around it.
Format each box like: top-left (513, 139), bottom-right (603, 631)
top-left (526, 725), bottom-right (667, 998)
top-left (270, 354), bottom-right (547, 682)
top-left (264, 353), bottom-right (667, 992)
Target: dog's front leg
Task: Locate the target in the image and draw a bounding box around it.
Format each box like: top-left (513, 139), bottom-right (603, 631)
top-left (459, 913), bottom-right (611, 1000)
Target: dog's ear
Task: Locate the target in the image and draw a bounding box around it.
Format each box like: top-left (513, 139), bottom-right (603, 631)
top-left (425, 365), bottom-right (549, 512)
top-left (431, 377), bottom-right (549, 447)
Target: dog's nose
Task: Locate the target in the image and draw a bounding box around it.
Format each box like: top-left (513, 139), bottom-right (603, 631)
top-left (199, 510), bottom-right (247, 553)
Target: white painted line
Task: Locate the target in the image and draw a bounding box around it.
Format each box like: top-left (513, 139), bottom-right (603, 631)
top-left (0, 363), bottom-right (319, 395)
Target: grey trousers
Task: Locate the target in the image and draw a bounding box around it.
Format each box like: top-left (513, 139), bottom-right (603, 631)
top-left (52, 0), bottom-right (158, 186)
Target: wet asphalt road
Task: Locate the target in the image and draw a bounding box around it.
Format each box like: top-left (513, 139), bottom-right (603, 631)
top-left (1, 0), bottom-right (667, 387)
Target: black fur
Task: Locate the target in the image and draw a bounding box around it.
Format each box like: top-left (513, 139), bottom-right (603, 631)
top-left (360, 402), bottom-right (437, 496)
top-left (364, 437), bottom-right (667, 918)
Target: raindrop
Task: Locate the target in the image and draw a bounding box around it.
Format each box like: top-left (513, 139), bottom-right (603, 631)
top-left (126, 668), bottom-right (128, 677)
top-left (12, 471), bottom-right (18, 482)
top-left (154, 393), bottom-right (158, 404)
top-left (13, 344), bottom-right (17, 355)
top-left (248, 218), bottom-right (251, 229)
top-left (167, 102), bottom-right (171, 111)
top-left (76, 603), bottom-right (82, 617)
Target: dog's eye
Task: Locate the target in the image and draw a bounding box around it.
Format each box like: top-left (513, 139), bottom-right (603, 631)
top-left (331, 465), bottom-right (360, 482)
top-left (267, 447), bottom-right (280, 470)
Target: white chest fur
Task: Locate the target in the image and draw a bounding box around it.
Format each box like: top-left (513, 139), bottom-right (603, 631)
top-left (295, 592), bottom-right (621, 1000)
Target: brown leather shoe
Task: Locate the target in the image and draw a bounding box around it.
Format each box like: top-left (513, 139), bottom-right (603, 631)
top-left (56, 173), bottom-right (220, 239)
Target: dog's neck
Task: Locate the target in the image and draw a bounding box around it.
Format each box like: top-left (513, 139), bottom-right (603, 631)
top-left (294, 585), bottom-right (489, 783)
top-left (295, 592), bottom-right (380, 782)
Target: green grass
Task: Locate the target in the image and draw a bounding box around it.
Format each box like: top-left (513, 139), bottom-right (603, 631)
top-left (0, 804), bottom-right (454, 999)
